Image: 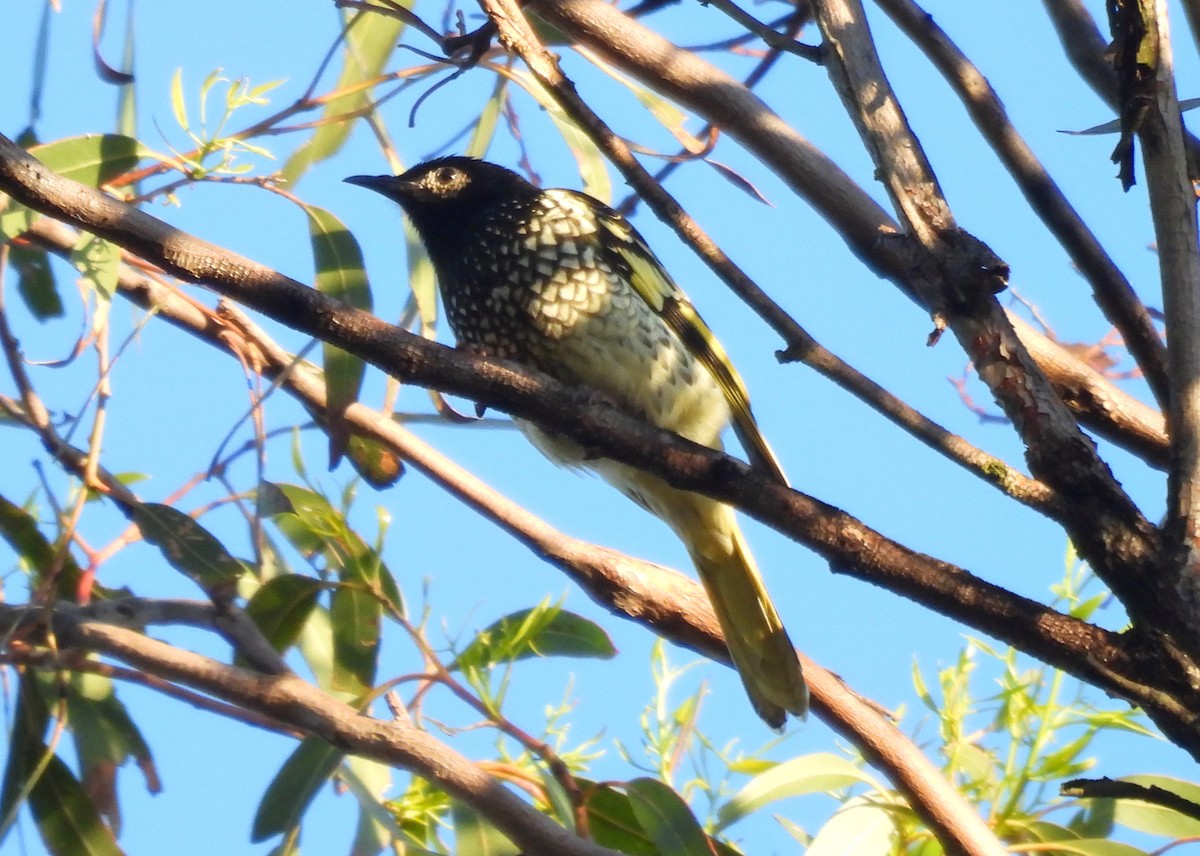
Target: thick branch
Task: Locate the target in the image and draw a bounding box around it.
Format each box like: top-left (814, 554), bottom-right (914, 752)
top-left (1008, 314), bottom-right (1168, 469)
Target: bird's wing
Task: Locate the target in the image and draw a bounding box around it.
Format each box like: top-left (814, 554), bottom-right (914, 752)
top-left (584, 196), bottom-right (789, 486)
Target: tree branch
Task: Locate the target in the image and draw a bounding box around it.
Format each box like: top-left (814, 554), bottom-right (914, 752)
top-left (0, 604), bottom-right (623, 856)
top-left (805, 0), bottom-right (1173, 674)
top-left (1123, 0), bottom-right (1200, 638)
top-left (875, 0), bottom-right (1168, 409)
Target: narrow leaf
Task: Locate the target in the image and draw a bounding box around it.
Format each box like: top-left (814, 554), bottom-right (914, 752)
top-left (251, 737), bottom-right (343, 842)
top-left (625, 778), bottom-right (711, 856)
top-left (453, 602), bottom-right (616, 671)
top-left (280, 13), bottom-right (404, 185)
top-left (63, 670), bottom-right (158, 835)
top-left (10, 243), bottom-right (63, 320)
top-left (330, 585), bottom-right (380, 694)
top-left (0, 493), bottom-right (87, 597)
top-left (344, 434), bottom-right (404, 489)
top-left (131, 502), bottom-right (245, 596)
top-left (465, 77), bottom-right (507, 159)
top-left (170, 68), bottom-right (188, 130)
top-left (717, 753), bottom-right (881, 831)
top-left (27, 754), bottom-right (124, 856)
top-left (242, 574), bottom-right (324, 658)
top-left (71, 233), bottom-right (121, 302)
top-left (264, 482), bottom-right (402, 617)
top-left (1, 677), bottom-right (123, 856)
top-left (303, 204), bottom-right (372, 467)
top-left (451, 801), bottom-right (520, 856)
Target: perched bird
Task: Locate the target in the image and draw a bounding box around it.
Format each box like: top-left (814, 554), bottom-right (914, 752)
top-left (346, 157), bottom-right (808, 726)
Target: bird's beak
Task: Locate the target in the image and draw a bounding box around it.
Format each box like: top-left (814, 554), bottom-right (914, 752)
top-left (344, 174), bottom-right (403, 198)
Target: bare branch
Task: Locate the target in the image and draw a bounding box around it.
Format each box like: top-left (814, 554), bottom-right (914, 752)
top-left (1120, 1), bottom-right (1200, 639)
top-left (1062, 776), bottom-right (1200, 822)
top-left (1041, 0), bottom-right (1200, 173)
top-left (876, 0), bottom-right (1169, 409)
top-left (806, 0), bottom-right (1171, 663)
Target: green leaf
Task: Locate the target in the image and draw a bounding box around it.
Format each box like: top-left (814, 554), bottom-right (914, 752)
top-left (280, 12), bottom-right (405, 185)
top-left (242, 573), bottom-right (324, 659)
top-left (1069, 799), bottom-right (1116, 840)
top-left (340, 756), bottom-right (399, 856)
top-left (806, 796), bottom-right (896, 856)
top-left (71, 232), bottom-right (121, 302)
top-left (1040, 841), bottom-right (1150, 856)
top-left (251, 736), bottom-right (343, 842)
top-left (451, 801), bottom-right (520, 856)
top-left (716, 753), bottom-right (882, 831)
top-left (538, 768), bottom-right (576, 831)
top-left (584, 53), bottom-right (704, 156)
top-left (624, 778), bottom-right (711, 856)
top-left (344, 434), bottom-right (404, 489)
top-left (1008, 818), bottom-right (1080, 843)
top-left (1, 674), bottom-right (52, 835)
top-left (585, 784), bottom-right (657, 856)
top-left (303, 204), bottom-right (372, 467)
top-left (502, 69), bottom-right (610, 202)
top-left (465, 77), bottom-right (507, 160)
top-left (26, 754), bottom-right (124, 856)
top-left (115, 2), bottom-right (137, 139)
top-left (405, 218), bottom-right (438, 338)
top-left (264, 482), bottom-right (403, 617)
top-left (63, 671), bottom-right (159, 833)
top-left (0, 201), bottom-right (35, 241)
top-left (30, 133), bottom-right (145, 186)
top-left (170, 68), bottom-right (188, 130)
top-left (10, 243), bottom-right (63, 320)
top-left (1112, 775), bottom-right (1200, 838)
top-left (0, 677), bottom-right (123, 856)
top-left (0, 493), bottom-right (87, 597)
top-left (452, 601), bottom-right (616, 671)
top-left (330, 585), bottom-right (380, 694)
top-left (131, 502), bottom-right (245, 596)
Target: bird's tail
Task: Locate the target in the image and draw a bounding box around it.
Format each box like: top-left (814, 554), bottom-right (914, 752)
top-left (686, 500), bottom-right (809, 728)
top-left (597, 461), bottom-right (808, 727)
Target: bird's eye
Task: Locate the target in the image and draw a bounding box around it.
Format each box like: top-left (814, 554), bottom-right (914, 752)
top-left (433, 166), bottom-right (459, 184)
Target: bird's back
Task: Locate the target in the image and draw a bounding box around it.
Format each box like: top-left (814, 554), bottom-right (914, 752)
top-left (442, 189), bottom-right (731, 450)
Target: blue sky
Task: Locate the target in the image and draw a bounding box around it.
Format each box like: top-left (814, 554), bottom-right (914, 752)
top-left (1, 1), bottom-right (1194, 853)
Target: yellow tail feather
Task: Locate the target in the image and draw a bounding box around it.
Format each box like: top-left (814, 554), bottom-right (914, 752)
top-left (689, 504), bottom-right (809, 728)
top-left (593, 461), bottom-right (808, 727)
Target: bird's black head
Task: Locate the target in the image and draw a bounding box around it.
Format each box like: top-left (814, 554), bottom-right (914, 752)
top-left (345, 157), bottom-right (538, 234)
